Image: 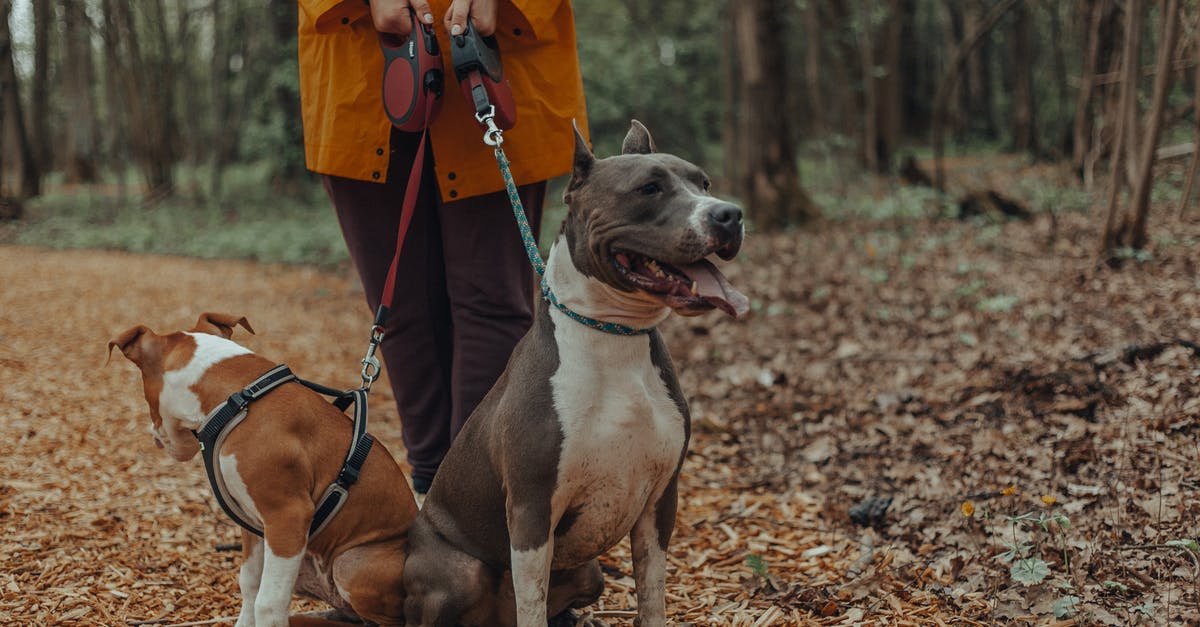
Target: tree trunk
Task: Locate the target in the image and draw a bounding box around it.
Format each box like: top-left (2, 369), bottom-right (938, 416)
top-left (107, 1), bottom-right (176, 195)
top-left (1073, 0), bottom-right (1105, 175)
top-left (1046, 1), bottom-right (1070, 156)
top-left (62, 0), bottom-right (99, 183)
top-left (730, 0), bottom-right (816, 228)
top-left (210, 0), bottom-right (229, 198)
top-left (0, 0), bottom-right (41, 199)
top-left (873, 0), bottom-right (907, 172)
top-left (825, 1), bottom-right (862, 139)
top-left (1122, 3), bottom-right (1145, 190)
top-left (720, 5), bottom-right (738, 192)
top-left (802, 1), bottom-right (824, 136)
top-left (962, 1), bottom-right (996, 139)
top-left (943, 1), bottom-right (967, 138)
top-left (1179, 20), bottom-right (1200, 218)
top-left (1100, 0), bottom-right (1143, 252)
top-left (1124, 0), bottom-right (1180, 250)
top-left (269, 0), bottom-right (305, 188)
top-left (1008, 1), bottom-right (1036, 153)
top-left (858, 0), bottom-right (879, 172)
top-left (30, 0), bottom-right (50, 173)
top-left (931, 0), bottom-right (1024, 190)
top-left (99, 0), bottom-right (129, 200)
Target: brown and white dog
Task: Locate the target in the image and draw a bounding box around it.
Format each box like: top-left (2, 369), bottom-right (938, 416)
top-left (109, 313), bottom-right (417, 627)
top-left (401, 121), bottom-right (748, 626)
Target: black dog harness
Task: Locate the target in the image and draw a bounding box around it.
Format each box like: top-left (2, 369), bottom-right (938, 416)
top-left (193, 364), bottom-right (375, 539)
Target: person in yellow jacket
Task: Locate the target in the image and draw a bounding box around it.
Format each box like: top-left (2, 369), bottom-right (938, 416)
top-left (297, 0), bottom-right (589, 495)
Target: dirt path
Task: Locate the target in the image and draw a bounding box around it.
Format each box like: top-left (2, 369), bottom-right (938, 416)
top-left (2, 199), bottom-right (1200, 626)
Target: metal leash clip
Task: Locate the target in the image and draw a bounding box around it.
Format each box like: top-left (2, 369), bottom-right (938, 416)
top-left (359, 324), bottom-right (385, 391)
top-left (476, 106), bottom-right (504, 147)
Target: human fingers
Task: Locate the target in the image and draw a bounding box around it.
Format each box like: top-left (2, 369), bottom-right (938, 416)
top-left (408, 0), bottom-right (435, 27)
top-left (443, 0), bottom-right (498, 37)
top-left (371, 0), bottom-right (413, 38)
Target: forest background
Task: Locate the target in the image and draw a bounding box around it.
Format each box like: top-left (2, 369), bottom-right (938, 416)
top-left (5, 1), bottom-right (1200, 625)
top-left (4, 0), bottom-right (1192, 255)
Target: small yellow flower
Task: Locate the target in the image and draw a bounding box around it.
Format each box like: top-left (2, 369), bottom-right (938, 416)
top-left (1041, 494), bottom-right (1057, 505)
top-left (1000, 485), bottom-right (1017, 496)
top-left (961, 501), bottom-right (975, 516)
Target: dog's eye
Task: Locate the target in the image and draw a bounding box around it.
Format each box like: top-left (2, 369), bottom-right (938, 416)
top-left (702, 178), bottom-right (711, 192)
top-left (638, 182), bottom-right (662, 195)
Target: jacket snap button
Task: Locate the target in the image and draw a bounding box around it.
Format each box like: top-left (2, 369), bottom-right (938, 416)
top-left (376, 148), bottom-right (384, 156)
top-left (371, 171), bottom-right (380, 180)
top-left (449, 190), bottom-right (458, 198)
top-left (448, 172), bottom-right (457, 180)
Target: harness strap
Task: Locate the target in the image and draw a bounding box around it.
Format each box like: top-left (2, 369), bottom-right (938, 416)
top-left (194, 366), bottom-right (375, 540)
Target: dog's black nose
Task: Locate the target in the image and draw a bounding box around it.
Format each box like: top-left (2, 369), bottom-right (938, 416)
top-left (707, 203), bottom-right (743, 234)
top-left (706, 202), bottom-right (743, 260)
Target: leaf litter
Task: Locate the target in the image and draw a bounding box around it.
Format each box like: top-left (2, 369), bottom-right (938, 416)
top-left (2, 178), bottom-right (1200, 624)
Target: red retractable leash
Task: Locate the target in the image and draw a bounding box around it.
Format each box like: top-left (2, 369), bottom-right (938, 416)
top-left (358, 13), bottom-right (517, 391)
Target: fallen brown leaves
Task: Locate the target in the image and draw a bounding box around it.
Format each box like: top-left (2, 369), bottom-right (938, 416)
top-left (3, 175), bottom-right (1200, 624)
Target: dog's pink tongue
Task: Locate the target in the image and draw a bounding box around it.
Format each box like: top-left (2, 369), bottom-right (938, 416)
top-left (678, 259), bottom-right (750, 319)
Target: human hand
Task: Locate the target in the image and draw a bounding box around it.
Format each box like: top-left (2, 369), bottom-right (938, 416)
top-left (370, 0), bottom-right (436, 39)
top-left (444, 0), bottom-right (498, 37)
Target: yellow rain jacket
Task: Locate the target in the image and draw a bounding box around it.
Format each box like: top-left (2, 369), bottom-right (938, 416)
top-left (297, 0), bottom-right (589, 201)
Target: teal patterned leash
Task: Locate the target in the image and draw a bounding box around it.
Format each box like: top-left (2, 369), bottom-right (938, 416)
top-left (490, 141), bottom-right (651, 337)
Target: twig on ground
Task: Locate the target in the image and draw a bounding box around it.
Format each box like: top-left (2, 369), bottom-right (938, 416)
top-left (1120, 542), bottom-right (1200, 579)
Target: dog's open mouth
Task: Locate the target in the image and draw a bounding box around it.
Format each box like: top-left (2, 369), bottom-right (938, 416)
top-left (613, 251), bottom-right (749, 318)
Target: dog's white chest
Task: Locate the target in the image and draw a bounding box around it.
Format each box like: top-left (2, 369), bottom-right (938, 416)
top-left (547, 317), bottom-right (685, 566)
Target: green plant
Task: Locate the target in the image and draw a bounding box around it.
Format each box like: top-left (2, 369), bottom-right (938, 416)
top-left (746, 553), bottom-right (769, 579)
top-left (969, 500), bottom-right (1079, 615)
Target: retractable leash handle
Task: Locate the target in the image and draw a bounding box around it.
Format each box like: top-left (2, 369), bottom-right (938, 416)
top-left (380, 10), bottom-right (445, 132)
top-left (451, 19), bottom-right (517, 133)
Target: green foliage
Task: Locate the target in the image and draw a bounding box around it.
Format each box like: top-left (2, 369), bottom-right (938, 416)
top-left (1131, 600), bottom-right (1156, 617)
top-left (975, 294), bottom-right (1019, 313)
top-left (1009, 557), bottom-right (1051, 586)
top-left (1053, 595), bottom-right (1082, 619)
top-left (1012, 178), bottom-right (1093, 215)
top-left (973, 504), bottom-right (1076, 598)
top-left (816, 185), bottom-right (953, 222)
top-left (574, 2), bottom-right (724, 167)
top-left (746, 553), bottom-right (769, 579)
top-left (1165, 538), bottom-right (1200, 553)
top-left (16, 164), bottom-right (345, 267)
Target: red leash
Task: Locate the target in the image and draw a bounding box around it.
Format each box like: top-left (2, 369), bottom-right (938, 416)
top-left (378, 126), bottom-right (429, 321)
top-left (360, 105), bottom-right (433, 392)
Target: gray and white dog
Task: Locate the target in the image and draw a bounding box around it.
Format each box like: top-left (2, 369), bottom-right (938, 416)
top-left (403, 120), bottom-right (748, 627)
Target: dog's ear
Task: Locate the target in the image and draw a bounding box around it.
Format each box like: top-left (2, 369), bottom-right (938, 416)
top-left (621, 119), bottom-right (656, 155)
top-left (192, 312), bottom-right (255, 339)
top-left (107, 325), bottom-right (156, 367)
top-left (565, 120), bottom-right (594, 201)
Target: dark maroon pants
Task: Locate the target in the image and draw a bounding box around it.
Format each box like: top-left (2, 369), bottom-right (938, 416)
top-left (323, 128), bottom-right (544, 483)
